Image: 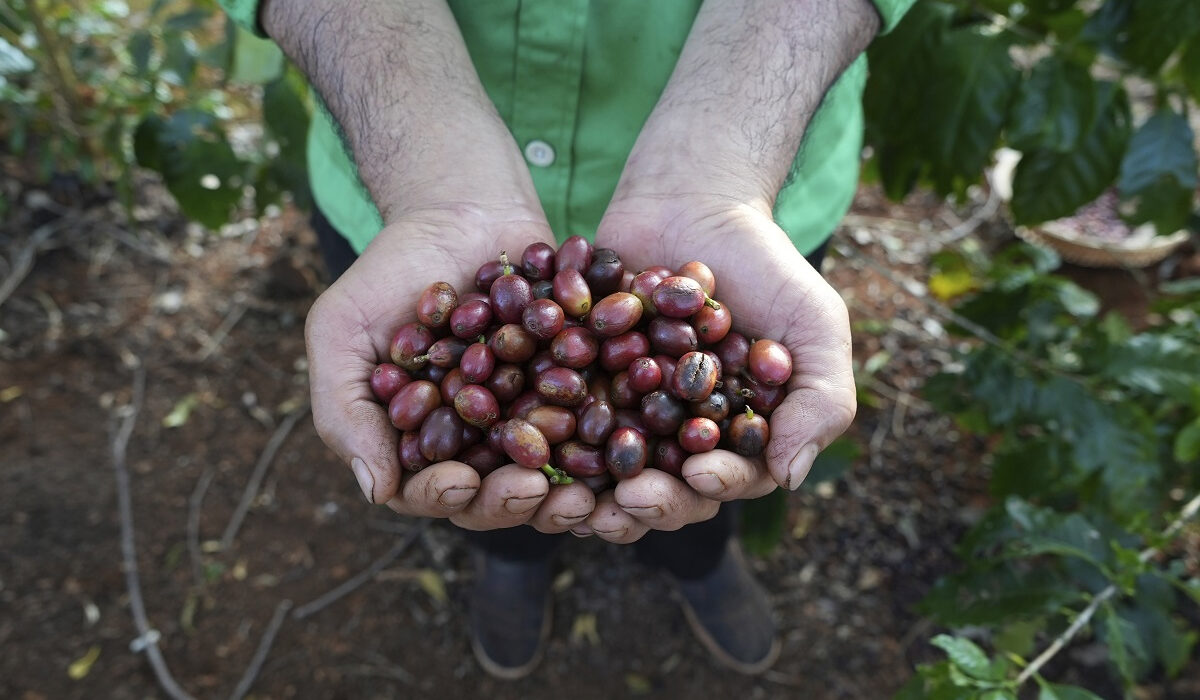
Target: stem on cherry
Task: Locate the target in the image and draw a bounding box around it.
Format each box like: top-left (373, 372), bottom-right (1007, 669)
top-left (540, 464), bottom-right (574, 485)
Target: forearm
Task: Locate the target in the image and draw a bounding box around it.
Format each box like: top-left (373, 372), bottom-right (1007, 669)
top-left (260, 0), bottom-right (536, 222)
top-left (617, 0), bottom-right (880, 213)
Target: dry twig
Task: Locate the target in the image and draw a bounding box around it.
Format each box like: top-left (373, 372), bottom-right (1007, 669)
top-left (0, 221), bottom-right (64, 312)
top-left (292, 522), bottom-right (427, 620)
top-left (111, 361), bottom-right (194, 700)
top-left (187, 463), bottom-right (217, 589)
top-left (228, 599), bottom-right (293, 700)
top-left (219, 403), bottom-right (310, 550)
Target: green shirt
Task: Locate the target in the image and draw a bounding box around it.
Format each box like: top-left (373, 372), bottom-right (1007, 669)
top-left (222, 0), bottom-right (914, 255)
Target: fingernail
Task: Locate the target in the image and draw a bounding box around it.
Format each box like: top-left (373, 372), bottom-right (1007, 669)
top-left (570, 524), bottom-right (593, 538)
top-left (688, 472), bottom-right (727, 496)
top-left (351, 457), bottom-right (375, 503)
top-left (504, 495), bottom-right (542, 514)
top-left (620, 505), bottom-right (663, 520)
top-left (551, 513), bottom-right (588, 527)
top-left (787, 443), bottom-right (820, 491)
top-left (438, 487), bottom-right (475, 508)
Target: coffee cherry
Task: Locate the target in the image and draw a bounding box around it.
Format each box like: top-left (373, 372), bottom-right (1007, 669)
top-left (627, 357), bottom-right (662, 394)
top-left (526, 405), bottom-right (577, 444)
top-left (425, 336), bottom-right (469, 368)
top-left (691, 390), bottom-right (730, 423)
top-left (713, 332), bottom-right (751, 376)
top-left (460, 444), bottom-right (504, 476)
top-left (577, 400), bottom-right (616, 446)
top-left (677, 261), bottom-right (716, 297)
top-left (555, 441), bottom-right (607, 478)
top-left (550, 327), bottom-right (600, 369)
top-left (389, 322), bottom-right (435, 371)
top-left (417, 281), bottom-right (458, 328)
top-left (500, 418), bottom-right (550, 469)
top-left (454, 385), bottom-right (501, 428)
top-left (399, 431), bottom-right (431, 472)
top-left (587, 292), bottom-right (643, 337)
top-left (475, 260), bottom-right (504, 292)
top-left (490, 257), bottom-right (534, 324)
top-left (522, 298), bottom-right (566, 340)
top-left (450, 299), bottom-right (493, 339)
top-left (598, 331), bottom-right (651, 373)
top-left (678, 417), bottom-right (720, 453)
top-left (585, 248), bottom-right (624, 296)
top-left (672, 351), bottom-right (719, 402)
top-left (629, 270), bottom-right (668, 315)
top-left (535, 367), bottom-right (588, 407)
top-left (419, 406), bottom-right (465, 462)
top-left (507, 390), bottom-right (547, 420)
top-left (652, 276), bottom-right (718, 318)
top-left (693, 303), bottom-right (732, 344)
top-left (556, 235), bottom-right (593, 274)
top-left (748, 339), bottom-right (792, 387)
top-left (728, 407), bottom-right (770, 457)
top-left (440, 368), bottom-right (469, 405)
top-left (652, 439), bottom-right (688, 478)
top-left (552, 268), bottom-right (592, 317)
top-left (460, 342), bottom-right (495, 384)
top-left (371, 363), bottom-right (411, 403)
top-left (521, 242), bottom-right (556, 281)
top-left (648, 317), bottom-right (699, 358)
top-left (640, 390), bottom-right (688, 436)
top-left (485, 364), bottom-right (526, 403)
top-left (605, 427), bottom-right (647, 480)
top-left (490, 324), bottom-right (537, 363)
top-left (389, 380), bottom-right (441, 431)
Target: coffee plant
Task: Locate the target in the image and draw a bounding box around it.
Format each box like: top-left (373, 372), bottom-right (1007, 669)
top-left (0, 0), bottom-right (308, 226)
top-left (865, 0), bottom-right (1199, 236)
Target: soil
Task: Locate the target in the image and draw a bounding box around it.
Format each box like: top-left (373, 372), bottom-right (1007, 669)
top-left (2, 178), bottom-right (1197, 699)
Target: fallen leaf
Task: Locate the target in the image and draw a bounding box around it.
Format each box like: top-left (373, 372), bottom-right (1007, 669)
top-left (417, 569), bottom-right (447, 605)
top-left (68, 646), bottom-right (101, 680)
top-left (625, 672), bottom-right (652, 695)
top-left (570, 613), bottom-right (600, 647)
top-left (0, 385), bottom-right (22, 402)
top-left (162, 394), bottom-right (199, 428)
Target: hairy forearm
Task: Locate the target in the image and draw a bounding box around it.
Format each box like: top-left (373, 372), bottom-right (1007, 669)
top-left (618, 0), bottom-right (880, 211)
top-left (261, 0), bottom-right (535, 222)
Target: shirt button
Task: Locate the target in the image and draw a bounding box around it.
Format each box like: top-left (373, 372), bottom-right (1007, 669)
top-left (524, 139), bottom-right (556, 167)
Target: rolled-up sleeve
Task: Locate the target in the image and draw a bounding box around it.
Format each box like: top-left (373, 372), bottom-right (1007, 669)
top-left (870, 0), bottom-right (918, 34)
top-left (218, 0), bottom-right (267, 37)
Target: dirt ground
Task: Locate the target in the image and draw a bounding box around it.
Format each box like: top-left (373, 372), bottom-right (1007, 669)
top-left (2, 177), bottom-right (1196, 699)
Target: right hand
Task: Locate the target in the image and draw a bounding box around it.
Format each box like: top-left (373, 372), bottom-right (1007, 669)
top-left (305, 205), bottom-right (596, 533)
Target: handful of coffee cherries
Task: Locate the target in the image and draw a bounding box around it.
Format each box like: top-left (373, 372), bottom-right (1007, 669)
top-left (369, 236), bottom-right (792, 490)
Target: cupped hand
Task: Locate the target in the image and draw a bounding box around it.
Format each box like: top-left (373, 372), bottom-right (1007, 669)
top-left (584, 195), bottom-right (856, 543)
top-left (305, 205), bottom-right (594, 533)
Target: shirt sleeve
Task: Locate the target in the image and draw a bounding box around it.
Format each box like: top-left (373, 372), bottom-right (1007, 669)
top-left (218, 0), bottom-right (267, 37)
top-left (870, 0), bottom-right (918, 34)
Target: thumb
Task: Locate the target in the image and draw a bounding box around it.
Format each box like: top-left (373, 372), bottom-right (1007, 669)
top-left (305, 293), bottom-right (402, 504)
top-left (764, 377), bottom-right (856, 490)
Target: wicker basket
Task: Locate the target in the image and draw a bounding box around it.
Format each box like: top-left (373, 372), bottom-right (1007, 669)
top-left (1014, 222), bottom-right (1190, 269)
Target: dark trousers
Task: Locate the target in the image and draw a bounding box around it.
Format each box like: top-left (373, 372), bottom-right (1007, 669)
top-left (311, 210), bottom-right (826, 579)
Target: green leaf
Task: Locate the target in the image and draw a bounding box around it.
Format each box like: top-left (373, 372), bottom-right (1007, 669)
top-left (1174, 418), bottom-right (1200, 462)
top-left (164, 8), bottom-right (212, 32)
top-left (920, 567), bottom-right (1077, 626)
top-left (1119, 0), bottom-right (1200, 73)
top-left (1007, 56), bottom-right (1095, 152)
top-left (129, 31), bottom-right (154, 76)
top-left (800, 436), bottom-right (858, 489)
top-left (1181, 40), bottom-right (1200, 105)
top-left (864, 1), bottom-right (957, 199)
top-left (162, 32), bottom-right (197, 85)
top-left (1103, 608), bottom-right (1148, 687)
top-left (994, 618), bottom-right (1042, 658)
top-left (0, 37), bottom-right (34, 75)
top-left (133, 114), bottom-right (165, 171)
top-left (259, 71), bottom-right (312, 210)
top-left (1102, 334), bottom-right (1200, 401)
top-left (931, 635), bottom-right (998, 681)
top-left (1037, 683), bottom-right (1105, 700)
top-left (230, 25), bottom-right (284, 84)
top-left (1011, 82), bottom-right (1130, 224)
top-left (920, 28), bottom-right (1020, 194)
top-left (740, 488), bottom-right (787, 556)
top-left (1081, 0), bottom-right (1131, 53)
top-left (138, 110), bottom-right (247, 229)
top-left (1117, 108), bottom-right (1198, 235)
top-left (896, 662), bottom-right (979, 700)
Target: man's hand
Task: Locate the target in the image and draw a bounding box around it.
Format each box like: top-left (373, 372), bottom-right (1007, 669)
top-left (580, 196), bottom-right (855, 543)
top-left (577, 0), bottom-right (877, 543)
top-left (306, 207), bottom-right (595, 533)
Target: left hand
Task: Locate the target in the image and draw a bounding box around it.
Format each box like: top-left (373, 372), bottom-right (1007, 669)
top-left (578, 194), bottom-right (856, 543)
